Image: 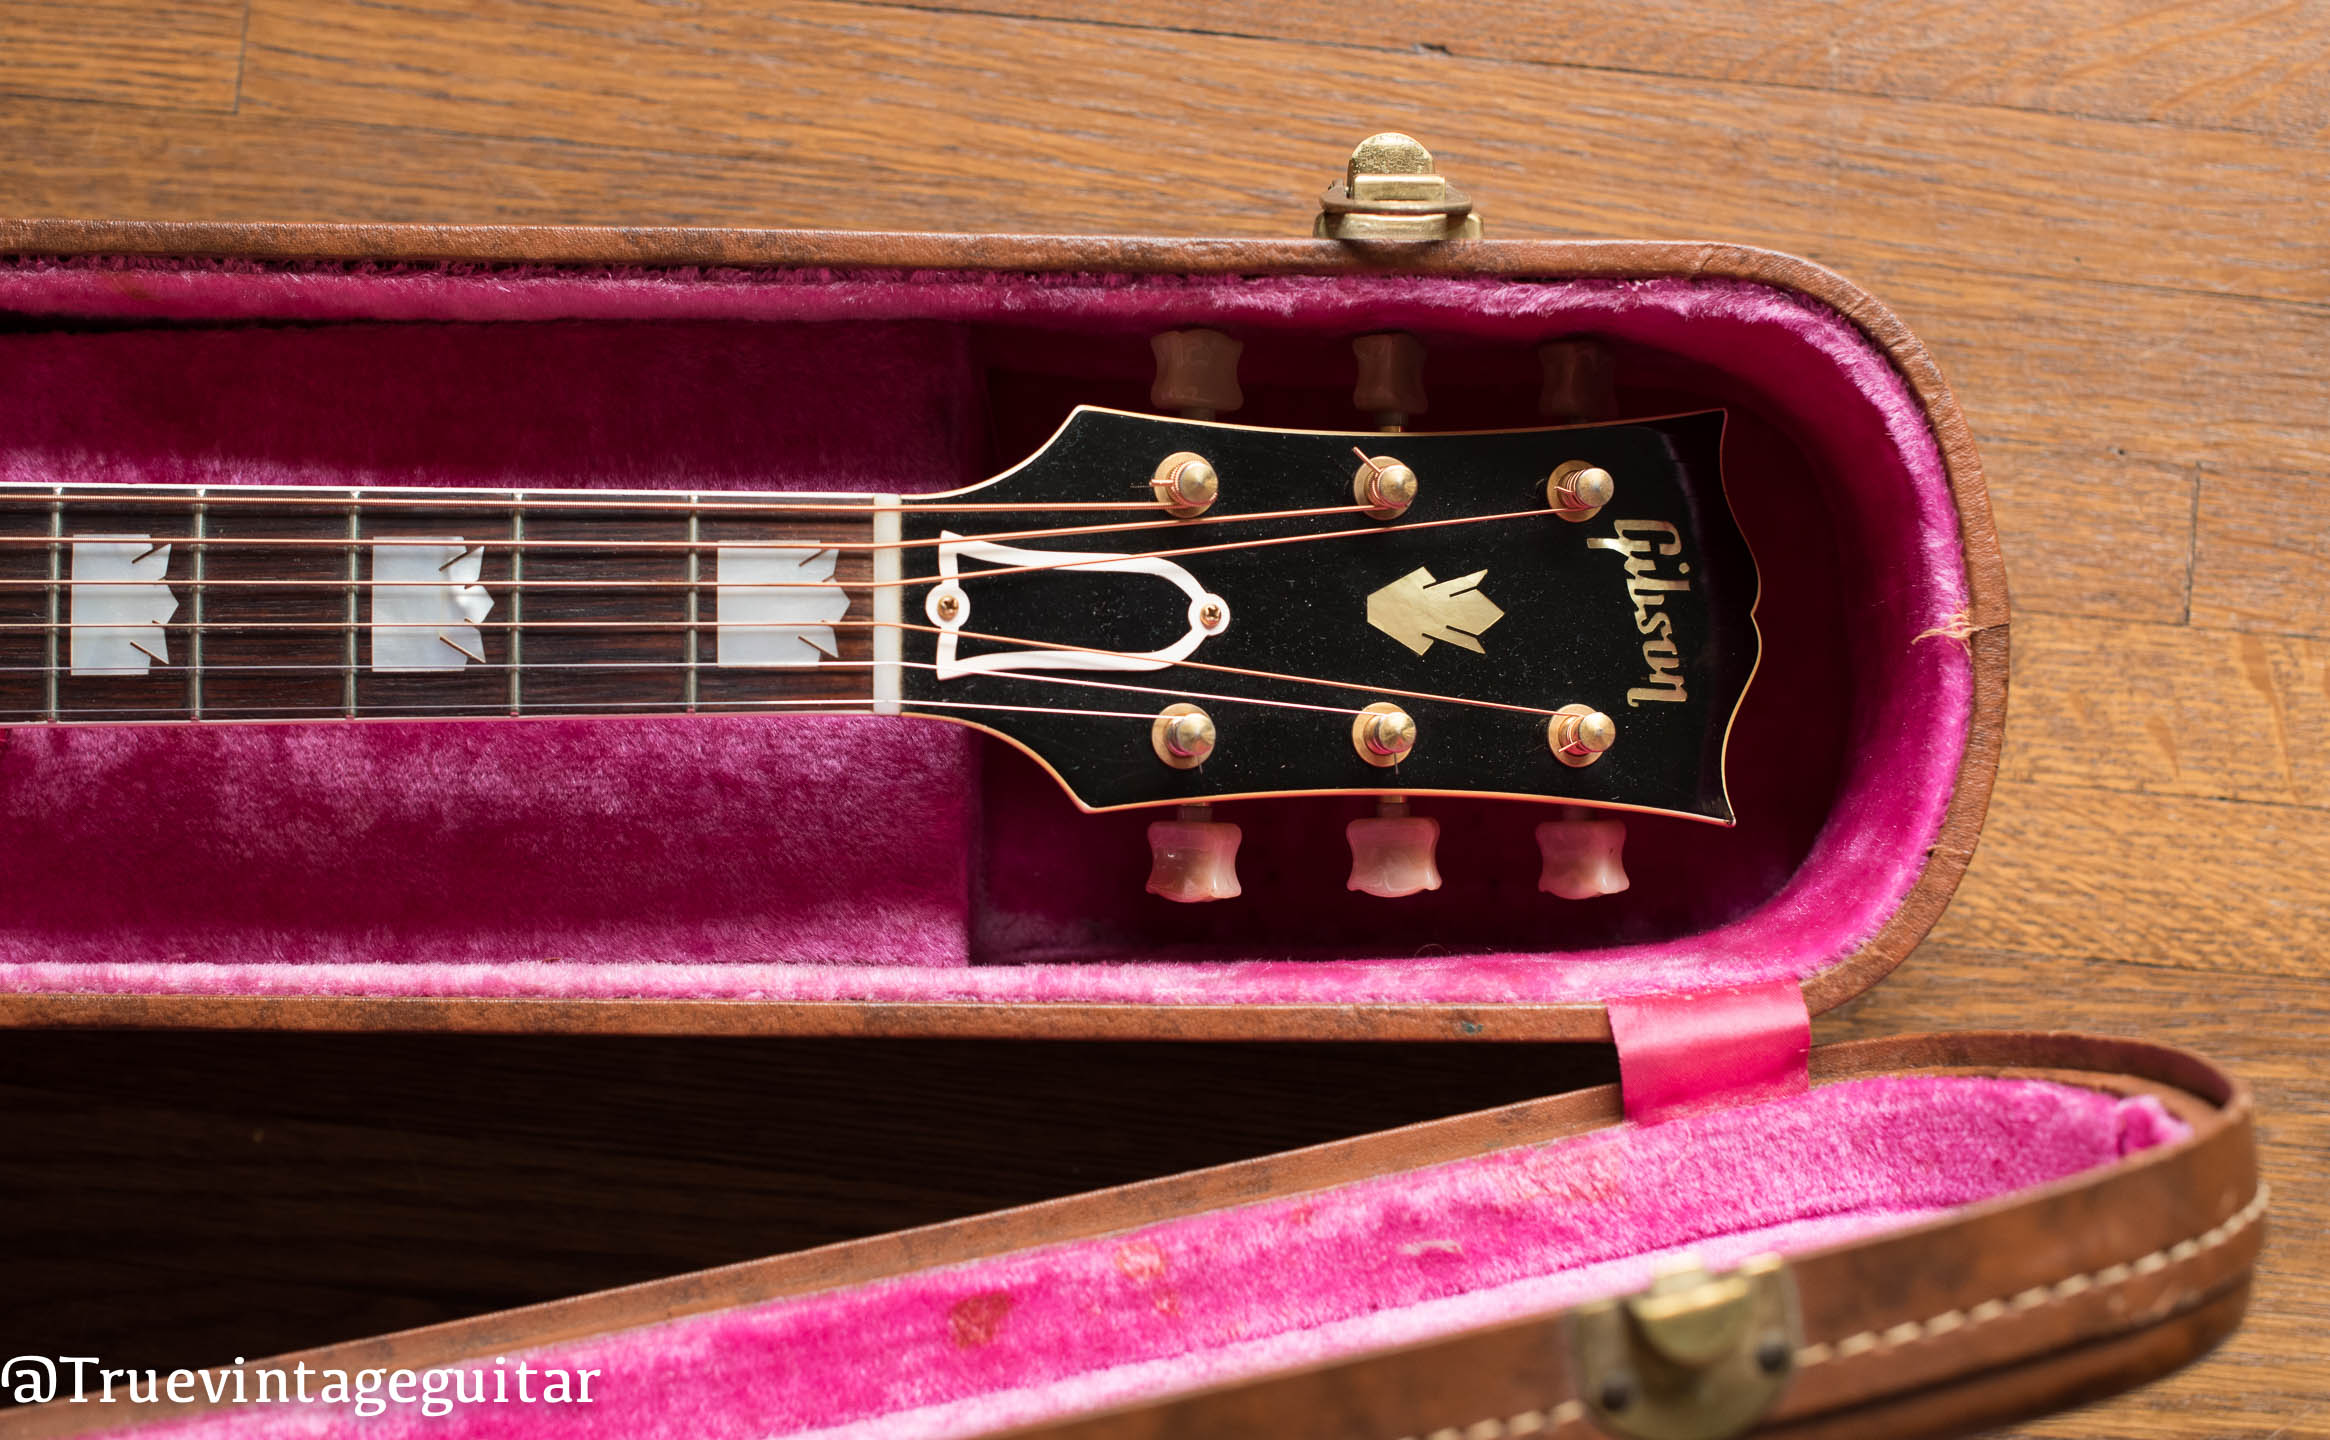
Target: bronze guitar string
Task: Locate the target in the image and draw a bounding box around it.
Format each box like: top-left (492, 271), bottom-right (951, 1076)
top-left (4, 494), bottom-right (1575, 725)
top-left (5, 505), bottom-right (1555, 591)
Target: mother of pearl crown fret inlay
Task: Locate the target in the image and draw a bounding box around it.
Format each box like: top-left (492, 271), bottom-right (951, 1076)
top-left (0, 485), bottom-right (890, 727)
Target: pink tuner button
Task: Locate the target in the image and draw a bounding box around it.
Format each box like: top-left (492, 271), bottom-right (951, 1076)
top-left (1346, 802), bottom-right (1442, 898)
top-left (1535, 814), bottom-right (1630, 899)
top-left (1145, 808), bottom-right (1243, 904)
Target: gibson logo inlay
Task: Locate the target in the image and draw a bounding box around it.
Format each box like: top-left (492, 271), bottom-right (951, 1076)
top-left (1589, 519), bottom-right (1691, 707)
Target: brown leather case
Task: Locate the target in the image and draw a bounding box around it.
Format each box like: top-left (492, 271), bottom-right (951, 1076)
top-left (0, 1034), bottom-right (2260, 1440)
top-left (0, 141), bottom-right (2259, 1440)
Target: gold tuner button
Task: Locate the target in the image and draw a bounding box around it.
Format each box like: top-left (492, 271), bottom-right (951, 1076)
top-left (1548, 704), bottom-right (1617, 767)
top-left (1151, 703), bottom-right (1217, 769)
top-left (1352, 448), bottom-right (1419, 521)
top-left (1353, 701), bottom-right (1418, 767)
top-left (1547, 460), bottom-right (1614, 522)
top-left (1152, 451), bottom-right (1219, 518)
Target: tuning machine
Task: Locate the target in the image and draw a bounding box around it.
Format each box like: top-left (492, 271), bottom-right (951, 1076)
top-left (1347, 797), bottom-right (1441, 898)
top-left (1537, 808), bottom-right (1629, 899)
top-left (1146, 803), bottom-right (1242, 903)
top-left (1539, 338), bottom-right (1618, 424)
top-left (1151, 329), bottom-right (1242, 421)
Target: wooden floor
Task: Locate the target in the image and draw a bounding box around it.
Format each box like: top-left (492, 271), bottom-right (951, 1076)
top-left (2, 3), bottom-right (2325, 1436)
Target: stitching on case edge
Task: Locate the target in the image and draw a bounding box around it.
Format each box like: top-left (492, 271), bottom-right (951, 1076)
top-left (1390, 1184), bottom-right (2268, 1440)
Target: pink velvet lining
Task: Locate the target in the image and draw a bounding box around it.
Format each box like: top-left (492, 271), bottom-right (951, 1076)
top-left (0, 260), bottom-right (1971, 1004)
top-left (119, 1076), bottom-right (2183, 1440)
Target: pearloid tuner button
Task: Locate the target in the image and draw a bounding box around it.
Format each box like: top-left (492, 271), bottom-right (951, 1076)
top-left (1146, 805), bottom-right (1242, 904)
top-left (1536, 812), bottom-right (1629, 899)
top-left (1151, 329), bottom-right (1243, 420)
top-left (1346, 798), bottom-right (1442, 898)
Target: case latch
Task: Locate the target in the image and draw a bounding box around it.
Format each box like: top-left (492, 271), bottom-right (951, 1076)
top-left (1315, 133), bottom-right (1481, 241)
top-left (1569, 1254), bottom-right (1800, 1440)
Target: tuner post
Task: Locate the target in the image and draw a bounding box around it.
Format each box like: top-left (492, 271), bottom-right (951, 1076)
top-left (1151, 451), bottom-right (1220, 518)
top-left (1351, 449), bottom-right (1419, 521)
top-left (1150, 703), bottom-right (1217, 769)
top-left (1352, 702), bottom-right (1418, 767)
top-left (1547, 460), bottom-right (1614, 523)
top-left (1547, 704), bottom-right (1616, 767)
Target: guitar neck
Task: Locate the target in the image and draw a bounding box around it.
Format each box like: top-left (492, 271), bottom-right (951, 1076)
top-left (0, 483), bottom-right (899, 726)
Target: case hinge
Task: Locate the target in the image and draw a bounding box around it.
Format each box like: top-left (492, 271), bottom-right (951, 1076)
top-left (1568, 1254), bottom-right (1801, 1440)
top-left (1314, 133), bottom-right (1482, 241)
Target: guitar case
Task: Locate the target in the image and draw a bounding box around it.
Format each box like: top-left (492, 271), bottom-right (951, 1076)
top-left (0, 135), bottom-right (2259, 1440)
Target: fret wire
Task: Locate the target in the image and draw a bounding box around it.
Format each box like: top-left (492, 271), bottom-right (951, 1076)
top-left (683, 500), bottom-right (699, 713)
top-left (508, 501), bottom-right (524, 717)
top-left (43, 494), bottom-right (60, 723)
top-left (343, 502), bottom-right (360, 718)
top-left (188, 494), bottom-right (207, 718)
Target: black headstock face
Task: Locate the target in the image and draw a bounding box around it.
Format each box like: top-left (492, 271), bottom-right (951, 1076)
top-left (896, 406), bottom-right (1756, 823)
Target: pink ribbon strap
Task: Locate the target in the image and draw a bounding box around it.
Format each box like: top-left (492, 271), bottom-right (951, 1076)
top-left (1606, 978), bottom-right (1812, 1124)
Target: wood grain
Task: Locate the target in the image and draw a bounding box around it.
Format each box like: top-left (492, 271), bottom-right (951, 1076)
top-left (222, 0), bottom-right (2330, 304)
top-left (1935, 778), bottom-right (2330, 978)
top-left (3, 0), bottom-right (2327, 1434)
top-left (2191, 458), bottom-right (2330, 634)
top-left (2006, 614), bottom-right (2330, 807)
top-left (0, 0), bottom-right (245, 113)
top-left (887, 0), bottom-right (2330, 142)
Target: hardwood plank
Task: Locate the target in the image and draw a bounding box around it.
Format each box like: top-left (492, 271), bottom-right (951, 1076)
top-left (1978, 438), bottom-right (2195, 624)
top-left (1816, 950), bottom-right (2330, 1440)
top-left (1849, 260), bottom-right (2329, 627)
top-left (0, 0), bottom-right (245, 114)
top-left (2190, 459), bottom-right (2330, 635)
top-left (224, 0), bottom-right (2330, 304)
top-left (1930, 779), bottom-right (2330, 979)
top-left (2005, 615), bottom-right (2330, 808)
top-left (888, 0), bottom-right (2330, 143)
top-left (13, 102), bottom-right (2330, 629)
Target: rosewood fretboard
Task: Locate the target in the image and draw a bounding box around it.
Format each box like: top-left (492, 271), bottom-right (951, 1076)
top-left (0, 485), bottom-right (889, 725)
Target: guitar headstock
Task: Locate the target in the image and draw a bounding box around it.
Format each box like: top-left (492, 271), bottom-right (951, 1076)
top-left (894, 404), bottom-right (1757, 830)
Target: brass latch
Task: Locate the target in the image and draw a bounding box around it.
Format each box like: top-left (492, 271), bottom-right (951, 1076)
top-left (1315, 133), bottom-right (1481, 242)
top-left (1567, 1255), bottom-right (1800, 1440)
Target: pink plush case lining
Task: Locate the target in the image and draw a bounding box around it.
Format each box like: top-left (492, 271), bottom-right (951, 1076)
top-left (0, 258), bottom-right (1970, 1005)
top-left (125, 1075), bottom-right (2184, 1440)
